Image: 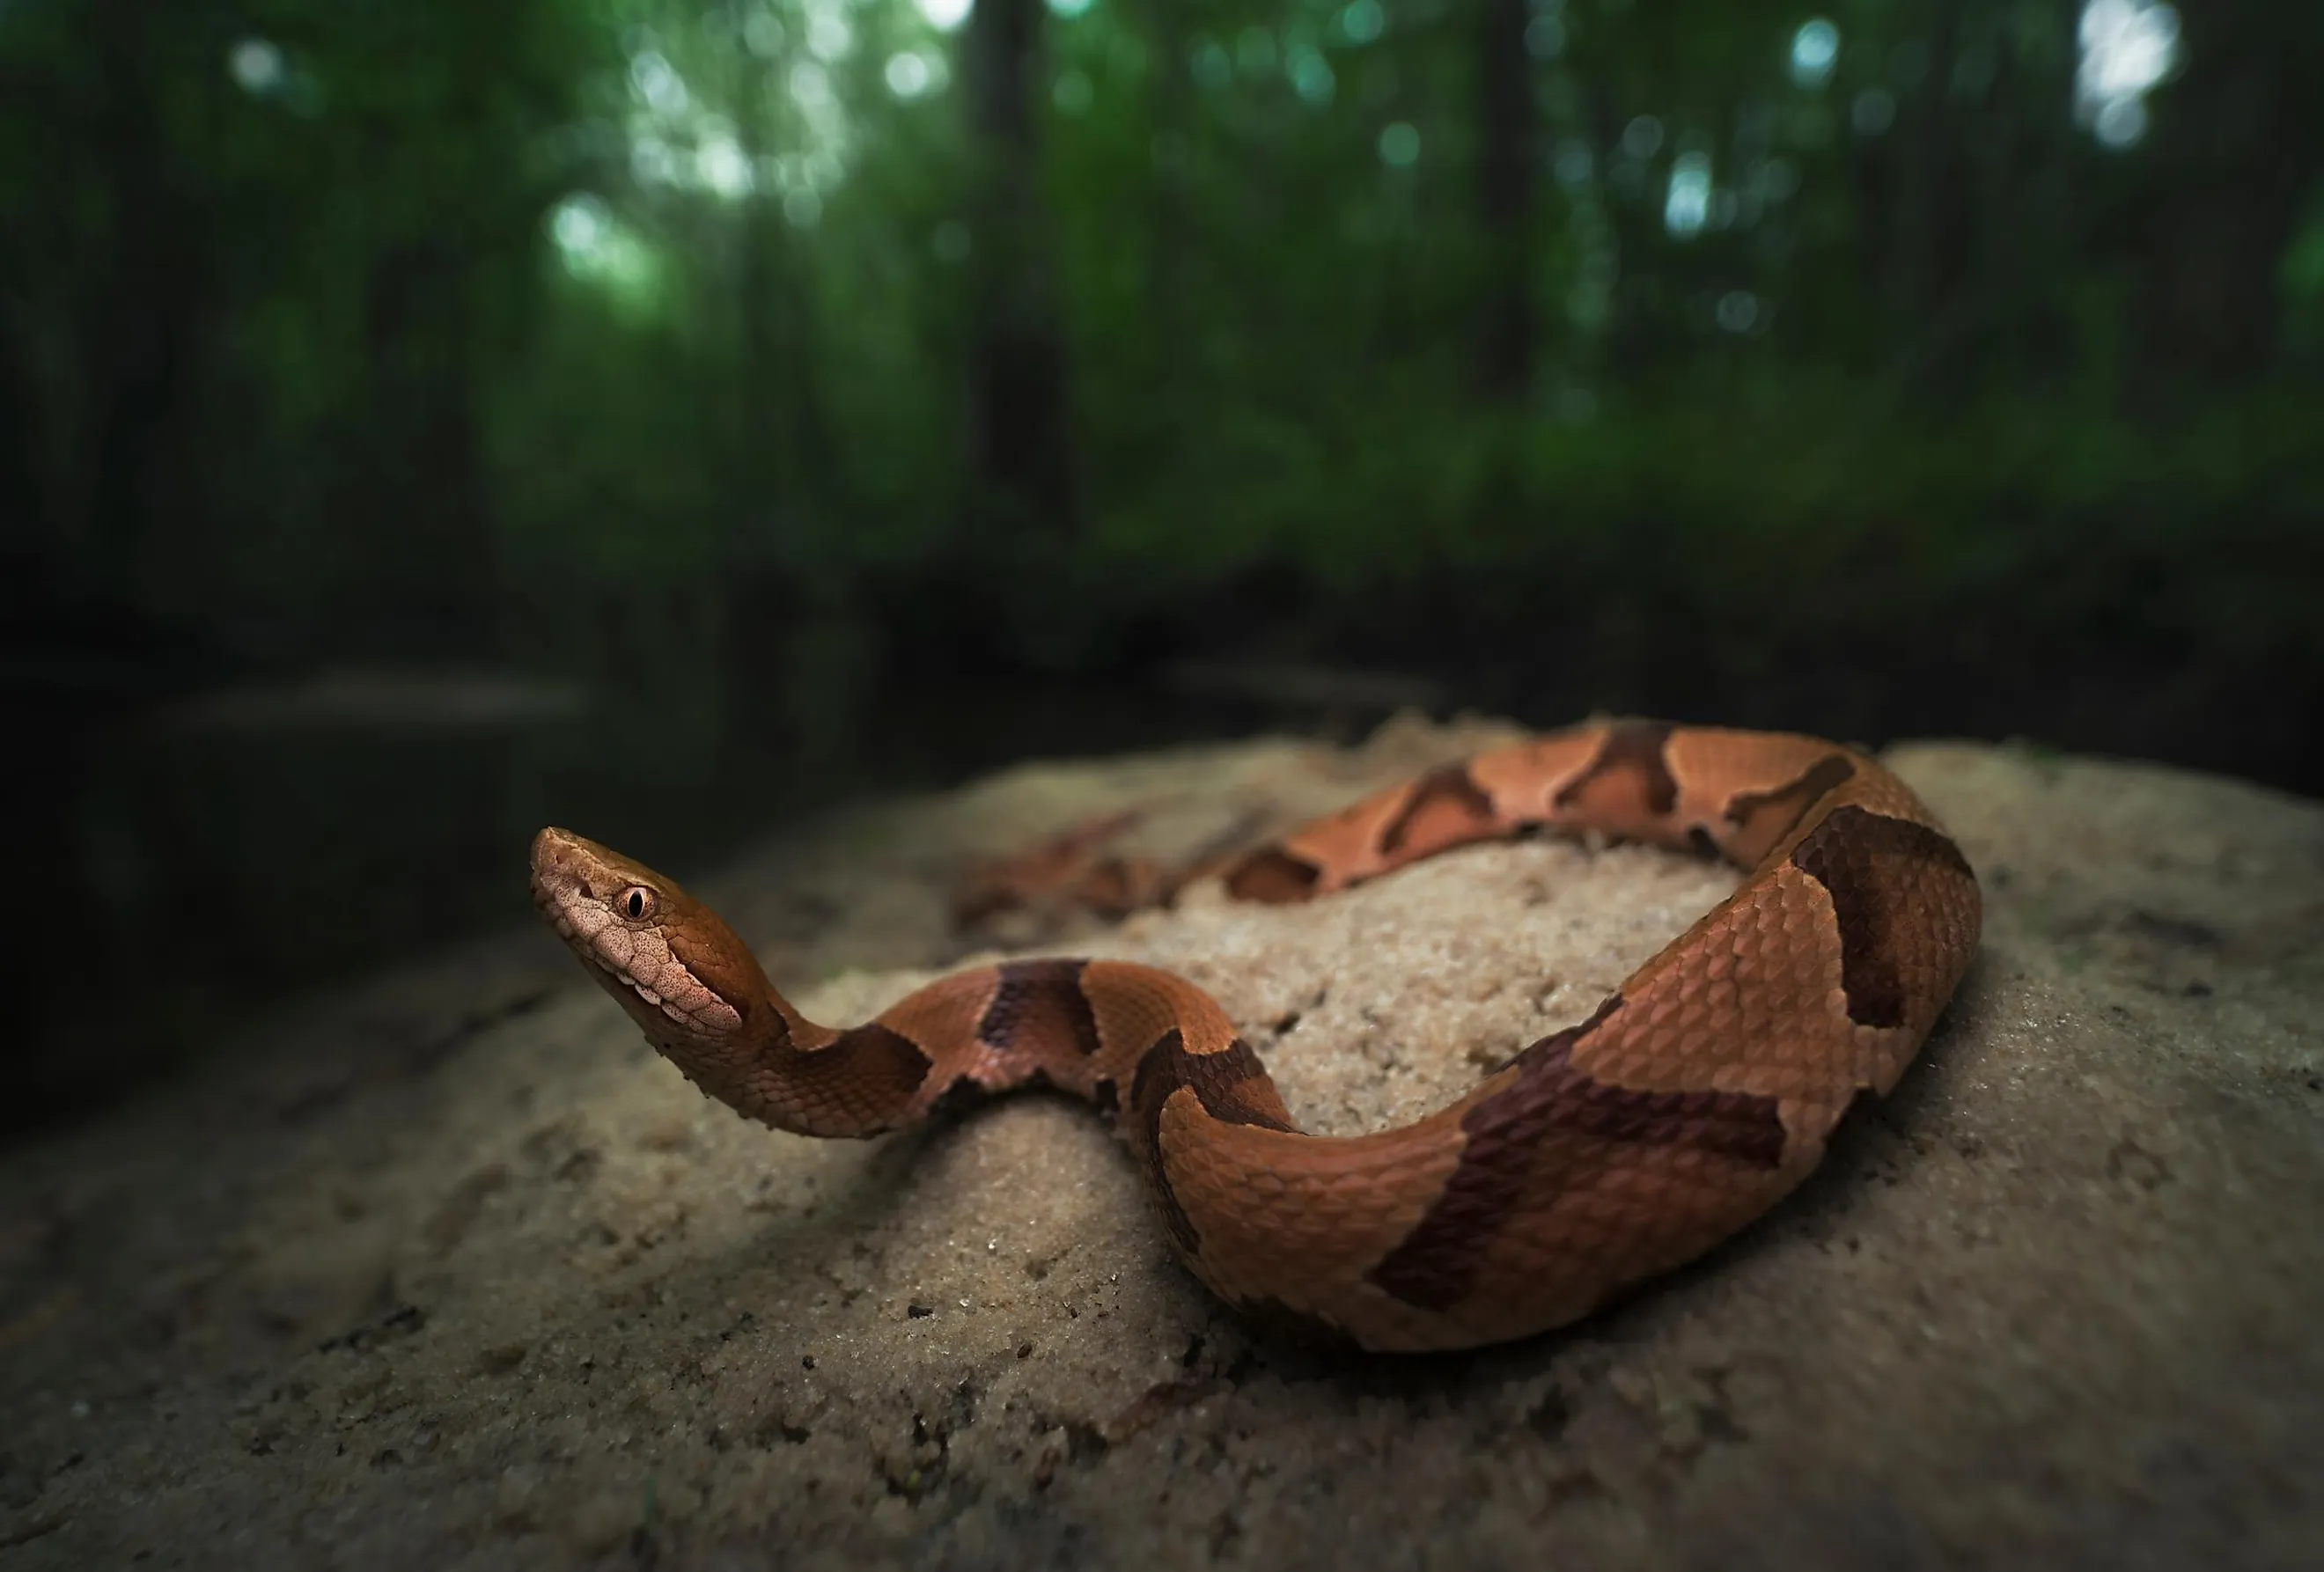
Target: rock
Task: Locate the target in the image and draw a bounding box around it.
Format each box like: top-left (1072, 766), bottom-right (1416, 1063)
top-left (0, 718), bottom-right (2318, 1569)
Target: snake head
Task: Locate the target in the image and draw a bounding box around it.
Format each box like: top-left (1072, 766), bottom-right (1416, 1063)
top-left (529, 826), bottom-right (773, 1054)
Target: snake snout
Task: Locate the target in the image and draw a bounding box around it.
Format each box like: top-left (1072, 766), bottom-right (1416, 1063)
top-left (529, 826), bottom-right (611, 944)
top-left (530, 826), bottom-right (588, 885)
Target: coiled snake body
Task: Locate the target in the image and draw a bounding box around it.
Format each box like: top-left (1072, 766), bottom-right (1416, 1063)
top-left (531, 721), bottom-right (1979, 1352)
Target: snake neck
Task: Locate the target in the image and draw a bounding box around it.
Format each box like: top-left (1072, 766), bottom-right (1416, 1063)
top-left (629, 983), bottom-right (809, 1129)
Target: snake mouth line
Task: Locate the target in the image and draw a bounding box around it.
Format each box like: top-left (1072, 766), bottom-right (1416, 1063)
top-left (584, 933), bottom-right (694, 1021)
top-left (577, 941), bottom-right (660, 1008)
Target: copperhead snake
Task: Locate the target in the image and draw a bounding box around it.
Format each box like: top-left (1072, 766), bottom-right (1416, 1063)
top-left (530, 721), bottom-right (1980, 1352)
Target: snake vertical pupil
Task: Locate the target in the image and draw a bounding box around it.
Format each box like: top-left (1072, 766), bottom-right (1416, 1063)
top-left (623, 887), bottom-right (652, 921)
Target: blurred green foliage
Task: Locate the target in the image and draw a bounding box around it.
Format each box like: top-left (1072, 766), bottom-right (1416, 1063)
top-left (6, 0), bottom-right (2321, 781)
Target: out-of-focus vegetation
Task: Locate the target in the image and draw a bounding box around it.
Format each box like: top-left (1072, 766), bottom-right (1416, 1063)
top-left (11, 0), bottom-right (2320, 762)
top-left (4, 0), bottom-right (2320, 1128)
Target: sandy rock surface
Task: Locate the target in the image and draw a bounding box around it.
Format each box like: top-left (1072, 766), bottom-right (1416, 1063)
top-left (2, 716), bottom-right (2320, 1571)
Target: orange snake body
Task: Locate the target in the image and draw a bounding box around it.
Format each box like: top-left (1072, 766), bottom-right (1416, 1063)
top-left (530, 721), bottom-right (1981, 1352)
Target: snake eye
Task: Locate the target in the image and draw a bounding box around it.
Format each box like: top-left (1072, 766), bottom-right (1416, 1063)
top-left (619, 885), bottom-right (657, 922)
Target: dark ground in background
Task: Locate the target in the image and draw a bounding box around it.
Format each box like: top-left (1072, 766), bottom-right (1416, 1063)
top-left (11, 579), bottom-right (2318, 1156)
top-left (12, 661), bottom-right (1245, 1150)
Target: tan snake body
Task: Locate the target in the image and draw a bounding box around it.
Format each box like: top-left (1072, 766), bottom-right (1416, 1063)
top-left (530, 721), bottom-right (1981, 1351)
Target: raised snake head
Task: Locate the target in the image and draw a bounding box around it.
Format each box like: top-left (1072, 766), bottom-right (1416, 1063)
top-left (528, 826), bottom-right (773, 1058)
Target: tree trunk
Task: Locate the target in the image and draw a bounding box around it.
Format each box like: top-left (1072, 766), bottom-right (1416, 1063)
top-left (963, 0), bottom-right (1076, 540)
top-left (80, 26), bottom-right (203, 607)
top-left (1135, 0), bottom-right (1191, 406)
top-left (1890, 0), bottom-right (1971, 400)
top-left (357, 239), bottom-right (494, 657)
top-left (2136, 0), bottom-right (2322, 383)
top-left (1474, 0), bottom-right (1537, 400)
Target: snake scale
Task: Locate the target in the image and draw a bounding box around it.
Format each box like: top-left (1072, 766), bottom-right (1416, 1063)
top-left (530, 720), bottom-right (1981, 1351)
